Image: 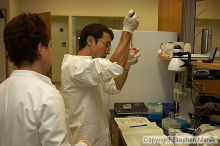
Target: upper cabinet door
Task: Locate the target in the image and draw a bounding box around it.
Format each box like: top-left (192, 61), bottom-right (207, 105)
top-left (158, 0), bottom-right (183, 41)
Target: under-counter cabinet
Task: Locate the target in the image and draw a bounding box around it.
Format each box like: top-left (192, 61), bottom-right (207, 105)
top-left (192, 60), bottom-right (220, 96)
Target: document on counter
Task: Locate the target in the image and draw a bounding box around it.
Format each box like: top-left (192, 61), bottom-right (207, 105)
top-left (114, 117), bottom-right (172, 146)
top-left (114, 117), bottom-right (151, 129)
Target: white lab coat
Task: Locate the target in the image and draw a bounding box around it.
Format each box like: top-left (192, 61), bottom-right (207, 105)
top-left (0, 70), bottom-right (72, 146)
top-left (61, 55), bottom-right (123, 146)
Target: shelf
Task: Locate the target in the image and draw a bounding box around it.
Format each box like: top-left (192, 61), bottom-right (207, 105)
top-left (191, 60), bottom-right (220, 70)
top-left (159, 56), bottom-right (220, 70)
top-left (158, 55), bottom-right (220, 96)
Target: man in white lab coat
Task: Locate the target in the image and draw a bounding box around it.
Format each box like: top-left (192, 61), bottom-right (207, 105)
top-left (61, 10), bottom-right (140, 146)
top-left (0, 13), bottom-right (89, 146)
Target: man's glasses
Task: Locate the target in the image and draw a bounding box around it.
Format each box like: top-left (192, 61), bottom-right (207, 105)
top-left (98, 39), bottom-right (111, 50)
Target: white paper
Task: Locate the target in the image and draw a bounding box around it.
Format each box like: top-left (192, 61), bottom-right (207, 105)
top-left (114, 117), bottom-right (151, 128)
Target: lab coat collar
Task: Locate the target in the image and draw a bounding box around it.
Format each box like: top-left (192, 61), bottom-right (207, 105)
top-left (11, 70), bottom-right (55, 88)
top-left (64, 54), bottom-right (92, 59)
top-left (77, 55), bottom-right (92, 59)
top-left (63, 54), bottom-right (92, 62)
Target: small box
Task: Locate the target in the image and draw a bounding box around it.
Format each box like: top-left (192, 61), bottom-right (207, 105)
top-left (147, 102), bottom-right (163, 122)
top-left (148, 113), bottom-right (162, 122)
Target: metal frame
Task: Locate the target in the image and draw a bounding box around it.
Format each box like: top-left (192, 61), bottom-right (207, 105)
top-left (182, 0), bottom-right (196, 53)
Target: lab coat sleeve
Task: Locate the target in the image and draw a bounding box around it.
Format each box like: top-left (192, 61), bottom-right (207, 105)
top-left (103, 79), bottom-right (121, 95)
top-left (38, 90), bottom-right (71, 146)
top-left (69, 57), bottom-right (124, 87)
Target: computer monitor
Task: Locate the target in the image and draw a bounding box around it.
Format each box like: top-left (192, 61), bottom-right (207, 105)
top-left (202, 47), bottom-right (218, 63)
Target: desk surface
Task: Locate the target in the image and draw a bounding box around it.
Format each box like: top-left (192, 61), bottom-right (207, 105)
top-left (192, 60), bottom-right (220, 70)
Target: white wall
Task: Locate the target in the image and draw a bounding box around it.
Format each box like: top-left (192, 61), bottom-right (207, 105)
top-left (0, 0), bottom-right (8, 10)
top-left (0, 0), bottom-right (19, 22)
top-left (5, 0), bottom-right (159, 82)
top-left (0, 0), bottom-right (8, 17)
top-left (10, 0), bottom-right (158, 31)
top-left (195, 0), bottom-right (220, 54)
top-left (0, 18), bottom-right (6, 82)
top-left (0, 1), bottom-right (9, 81)
top-left (195, 19), bottom-right (220, 54)
top-left (51, 16), bottom-right (69, 82)
top-left (4, 0), bottom-right (159, 77)
top-left (196, 0), bottom-right (220, 19)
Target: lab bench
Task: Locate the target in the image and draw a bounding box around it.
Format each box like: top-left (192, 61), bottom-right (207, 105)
top-left (109, 110), bottom-right (172, 146)
top-left (109, 110), bottom-right (128, 146)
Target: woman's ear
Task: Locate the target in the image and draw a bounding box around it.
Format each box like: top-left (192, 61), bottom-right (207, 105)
top-left (37, 43), bottom-right (44, 58)
top-left (87, 36), bottom-right (94, 47)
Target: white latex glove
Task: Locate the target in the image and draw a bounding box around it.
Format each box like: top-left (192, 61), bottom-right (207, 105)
top-left (125, 48), bottom-right (140, 69)
top-left (123, 9), bottom-right (139, 33)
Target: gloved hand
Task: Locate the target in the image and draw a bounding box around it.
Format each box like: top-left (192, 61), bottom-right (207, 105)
top-left (125, 48), bottom-right (140, 69)
top-left (123, 9), bottom-right (139, 33)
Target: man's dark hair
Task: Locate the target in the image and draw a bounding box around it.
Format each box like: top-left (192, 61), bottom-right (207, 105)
top-left (79, 23), bottom-right (114, 51)
top-left (3, 13), bottom-right (50, 67)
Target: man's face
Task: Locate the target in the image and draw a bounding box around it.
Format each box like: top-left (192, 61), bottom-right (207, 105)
top-left (91, 32), bottom-right (112, 58)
